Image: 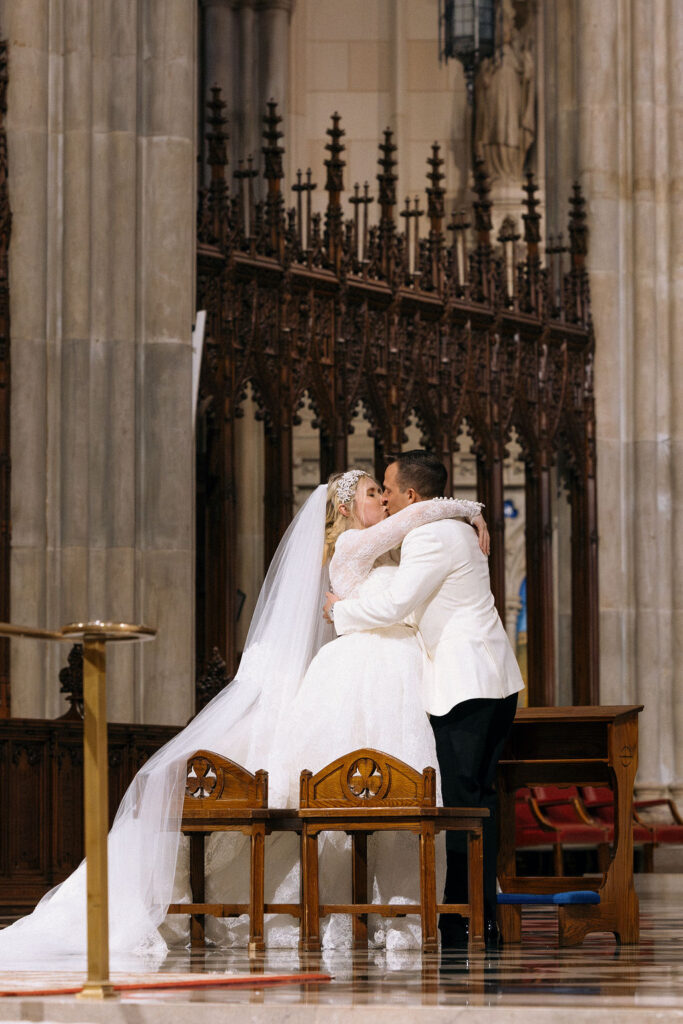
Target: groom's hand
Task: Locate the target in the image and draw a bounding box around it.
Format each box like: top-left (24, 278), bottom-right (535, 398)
top-left (472, 514), bottom-right (490, 557)
top-left (323, 591), bottom-right (340, 623)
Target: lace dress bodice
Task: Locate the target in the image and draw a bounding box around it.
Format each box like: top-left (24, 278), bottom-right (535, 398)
top-left (329, 497), bottom-right (483, 598)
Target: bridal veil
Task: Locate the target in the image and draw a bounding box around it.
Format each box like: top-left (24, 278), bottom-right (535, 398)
top-left (0, 484), bottom-right (332, 964)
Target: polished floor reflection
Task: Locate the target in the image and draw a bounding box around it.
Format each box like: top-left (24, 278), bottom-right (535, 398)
top-left (0, 876), bottom-right (682, 1019)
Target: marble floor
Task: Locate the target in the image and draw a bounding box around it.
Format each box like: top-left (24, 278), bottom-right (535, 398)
top-left (0, 875), bottom-right (682, 1022)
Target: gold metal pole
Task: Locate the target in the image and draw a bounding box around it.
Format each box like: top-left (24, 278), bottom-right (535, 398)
top-left (77, 636), bottom-right (115, 999)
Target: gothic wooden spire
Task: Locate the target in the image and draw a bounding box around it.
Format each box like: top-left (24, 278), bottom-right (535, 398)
top-left (522, 171), bottom-right (541, 254)
top-left (206, 86), bottom-right (228, 176)
top-left (377, 127), bottom-right (398, 279)
top-left (262, 99), bottom-right (284, 181)
top-left (568, 181), bottom-right (588, 267)
top-left (377, 127), bottom-right (397, 214)
top-left (261, 99), bottom-right (285, 255)
top-left (205, 86), bottom-right (229, 244)
top-left (472, 157), bottom-right (492, 243)
top-left (567, 181), bottom-right (590, 322)
top-left (324, 112), bottom-right (346, 266)
top-left (425, 142), bottom-right (445, 291)
top-left (426, 142), bottom-right (445, 226)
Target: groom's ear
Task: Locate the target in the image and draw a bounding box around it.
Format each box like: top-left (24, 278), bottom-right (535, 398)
top-left (405, 487), bottom-right (421, 504)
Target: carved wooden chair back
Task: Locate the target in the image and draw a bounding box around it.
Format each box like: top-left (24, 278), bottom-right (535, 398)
top-left (183, 749), bottom-right (268, 815)
top-left (299, 748), bottom-right (437, 809)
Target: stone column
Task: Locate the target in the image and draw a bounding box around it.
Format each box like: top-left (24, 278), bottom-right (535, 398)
top-left (239, 2), bottom-right (260, 164)
top-left (671, 4), bottom-right (683, 807)
top-left (542, 0), bottom-right (578, 239)
top-left (545, 0), bottom-right (683, 797)
top-left (201, 0), bottom-right (240, 173)
top-left (258, 1), bottom-right (293, 114)
top-left (256, 0), bottom-right (293, 188)
top-left (4, 0), bottom-right (197, 724)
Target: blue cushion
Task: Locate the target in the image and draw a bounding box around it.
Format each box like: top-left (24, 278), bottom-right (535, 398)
top-left (497, 890), bottom-right (600, 906)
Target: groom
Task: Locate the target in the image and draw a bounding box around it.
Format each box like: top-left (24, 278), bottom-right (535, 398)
top-left (324, 450), bottom-right (524, 947)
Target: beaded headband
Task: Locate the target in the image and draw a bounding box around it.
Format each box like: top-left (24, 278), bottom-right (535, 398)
top-left (336, 469), bottom-right (370, 505)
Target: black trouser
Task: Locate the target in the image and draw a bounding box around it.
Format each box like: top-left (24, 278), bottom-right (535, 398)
top-left (430, 692), bottom-right (518, 923)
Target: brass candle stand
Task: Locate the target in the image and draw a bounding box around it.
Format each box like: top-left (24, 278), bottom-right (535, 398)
top-left (0, 621), bottom-right (156, 999)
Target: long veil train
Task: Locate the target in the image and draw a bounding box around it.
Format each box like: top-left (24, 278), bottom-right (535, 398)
top-left (0, 486), bottom-right (332, 966)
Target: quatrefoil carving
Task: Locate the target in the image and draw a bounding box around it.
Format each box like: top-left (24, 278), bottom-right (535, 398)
top-left (186, 756), bottom-right (218, 798)
top-left (347, 757), bottom-right (383, 799)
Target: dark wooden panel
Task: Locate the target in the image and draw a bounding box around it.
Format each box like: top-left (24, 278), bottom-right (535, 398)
top-left (52, 729), bottom-right (83, 877)
top-left (0, 737), bottom-right (7, 877)
top-left (501, 721), bottom-right (609, 762)
top-left (0, 718), bottom-right (179, 915)
top-left (9, 730), bottom-right (50, 877)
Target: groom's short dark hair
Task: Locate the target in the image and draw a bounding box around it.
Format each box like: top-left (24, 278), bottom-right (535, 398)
top-left (393, 450), bottom-right (447, 498)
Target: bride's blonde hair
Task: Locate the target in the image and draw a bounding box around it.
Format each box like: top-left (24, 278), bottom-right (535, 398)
top-left (323, 469), bottom-right (373, 563)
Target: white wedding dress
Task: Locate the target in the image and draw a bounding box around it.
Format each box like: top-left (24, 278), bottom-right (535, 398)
top-left (0, 487), bottom-right (480, 966)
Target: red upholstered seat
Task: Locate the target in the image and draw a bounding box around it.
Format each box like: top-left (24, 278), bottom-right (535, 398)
top-left (515, 788), bottom-right (558, 848)
top-left (580, 785), bottom-right (654, 844)
top-left (633, 795), bottom-right (683, 847)
top-left (530, 785), bottom-right (610, 846)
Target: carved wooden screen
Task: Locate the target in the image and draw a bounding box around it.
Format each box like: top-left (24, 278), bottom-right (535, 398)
top-left (195, 91), bottom-right (598, 712)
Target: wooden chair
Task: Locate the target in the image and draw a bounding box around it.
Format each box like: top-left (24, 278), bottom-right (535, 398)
top-left (530, 785), bottom-right (611, 873)
top-left (298, 748), bottom-right (488, 954)
top-left (166, 750), bottom-right (300, 953)
top-left (632, 794), bottom-right (683, 853)
top-left (581, 785), bottom-right (666, 871)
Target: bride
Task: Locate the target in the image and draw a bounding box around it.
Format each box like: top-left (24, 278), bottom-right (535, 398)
top-left (0, 469), bottom-right (483, 964)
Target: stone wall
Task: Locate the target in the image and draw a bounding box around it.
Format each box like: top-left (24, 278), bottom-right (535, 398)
top-left (289, 0), bottom-right (470, 214)
top-left (2, 0), bottom-right (197, 724)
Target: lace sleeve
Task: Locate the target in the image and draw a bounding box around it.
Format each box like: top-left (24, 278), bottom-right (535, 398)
top-left (329, 496), bottom-right (483, 598)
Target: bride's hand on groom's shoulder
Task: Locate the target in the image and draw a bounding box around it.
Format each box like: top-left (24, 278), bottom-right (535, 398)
top-left (472, 514), bottom-right (490, 557)
top-left (323, 591), bottom-right (340, 623)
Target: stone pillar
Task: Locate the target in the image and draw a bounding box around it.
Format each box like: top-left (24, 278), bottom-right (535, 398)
top-left (256, 0), bottom-right (293, 198)
top-left (545, 0), bottom-right (683, 797)
top-left (258, 1), bottom-right (293, 114)
top-left (542, 0), bottom-right (577, 239)
top-left (239, 2), bottom-right (260, 164)
top-left (4, 0), bottom-right (197, 724)
top-left (201, 0), bottom-right (240, 174)
top-left (671, 4), bottom-right (683, 808)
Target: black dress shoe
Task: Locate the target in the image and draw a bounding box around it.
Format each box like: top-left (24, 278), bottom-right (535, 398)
top-left (485, 918), bottom-right (502, 949)
top-left (439, 913), bottom-right (469, 949)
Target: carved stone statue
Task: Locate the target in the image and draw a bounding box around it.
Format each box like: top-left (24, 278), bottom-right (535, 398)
top-left (474, 0), bottom-right (535, 183)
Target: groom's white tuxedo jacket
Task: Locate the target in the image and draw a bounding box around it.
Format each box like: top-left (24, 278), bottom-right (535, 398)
top-left (333, 517), bottom-right (525, 716)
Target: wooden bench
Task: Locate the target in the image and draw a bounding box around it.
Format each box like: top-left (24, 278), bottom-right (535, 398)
top-left (166, 750), bottom-right (300, 953)
top-left (298, 748), bottom-right (488, 954)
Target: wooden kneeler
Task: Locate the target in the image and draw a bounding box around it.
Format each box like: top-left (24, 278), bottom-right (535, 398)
top-left (166, 751), bottom-right (301, 953)
top-left (497, 890), bottom-right (601, 946)
top-left (298, 748), bottom-right (488, 953)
